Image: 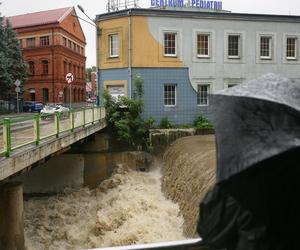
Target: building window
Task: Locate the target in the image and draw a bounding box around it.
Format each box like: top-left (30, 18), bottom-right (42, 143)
top-left (81, 47), bottom-right (84, 55)
top-left (260, 36), bottom-right (272, 59)
top-left (197, 85), bottom-right (209, 106)
top-left (69, 63), bottom-right (72, 73)
top-left (197, 34), bottom-right (209, 57)
top-left (42, 88), bottom-right (49, 103)
top-left (63, 61), bottom-right (67, 74)
top-left (26, 38), bottom-right (35, 48)
top-left (164, 84), bottom-right (176, 106)
top-left (28, 61), bottom-right (35, 75)
top-left (164, 32), bottom-right (177, 56)
top-left (109, 34), bottom-right (119, 57)
top-left (73, 42), bottom-right (76, 51)
top-left (286, 37), bottom-right (297, 59)
top-left (77, 45), bottom-right (80, 53)
top-left (68, 40), bottom-right (72, 48)
top-left (63, 37), bottom-right (67, 46)
top-left (42, 60), bottom-right (48, 75)
top-left (19, 39), bottom-right (23, 48)
top-left (40, 36), bottom-right (49, 46)
top-left (228, 35), bottom-right (240, 58)
top-left (228, 84), bottom-right (236, 88)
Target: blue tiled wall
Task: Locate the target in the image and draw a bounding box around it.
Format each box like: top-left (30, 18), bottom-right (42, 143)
top-left (99, 67), bottom-right (212, 124)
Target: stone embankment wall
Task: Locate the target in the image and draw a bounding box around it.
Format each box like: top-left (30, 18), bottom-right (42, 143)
top-left (150, 128), bottom-right (214, 154)
top-left (161, 135), bottom-right (216, 237)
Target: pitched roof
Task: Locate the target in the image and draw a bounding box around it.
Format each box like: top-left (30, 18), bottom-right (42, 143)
top-left (8, 7), bottom-right (74, 29)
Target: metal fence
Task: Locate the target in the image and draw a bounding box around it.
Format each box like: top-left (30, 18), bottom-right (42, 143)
top-left (87, 238), bottom-right (206, 250)
top-left (0, 106), bottom-right (106, 157)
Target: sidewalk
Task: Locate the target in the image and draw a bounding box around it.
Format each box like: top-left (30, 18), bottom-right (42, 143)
top-left (0, 112), bottom-right (35, 119)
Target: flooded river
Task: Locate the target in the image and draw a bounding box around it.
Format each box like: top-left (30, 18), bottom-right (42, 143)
top-left (24, 165), bottom-right (186, 250)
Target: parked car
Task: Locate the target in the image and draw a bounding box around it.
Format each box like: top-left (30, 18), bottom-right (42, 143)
top-left (40, 104), bottom-right (69, 119)
top-left (23, 101), bottom-right (43, 112)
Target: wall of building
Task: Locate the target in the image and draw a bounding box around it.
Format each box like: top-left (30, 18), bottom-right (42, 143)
top-left (15, 10), bottom-right (86, 104)
top-left (146, 15), bottom-right (300, 91)
top-left (97, 10), bottom-right (300, 124)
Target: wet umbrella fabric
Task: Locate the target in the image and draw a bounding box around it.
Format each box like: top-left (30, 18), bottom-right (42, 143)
top-left (197, 74), bottom-right (300, 250)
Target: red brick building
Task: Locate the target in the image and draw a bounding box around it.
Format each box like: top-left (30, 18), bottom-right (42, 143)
top-left (9, 7), bottom-right (86, 104)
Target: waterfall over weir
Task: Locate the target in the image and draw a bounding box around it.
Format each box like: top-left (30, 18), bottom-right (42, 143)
top-left (24, 135), bottom-right (216, 249)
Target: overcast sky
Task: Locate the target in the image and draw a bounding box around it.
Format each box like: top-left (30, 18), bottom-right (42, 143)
top-left (1, 0), bottom-right (300, 67)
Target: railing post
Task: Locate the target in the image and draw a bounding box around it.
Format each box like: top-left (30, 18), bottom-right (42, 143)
top-left (82, 108), bottom-right (86, 128)
top-left (70, 109), bottom-right (74, 132)
top-left (3, 118), bottom-right (11, 157)
top-left (33, 114), bottom-right (40, 145)
top-left (55, 112), bottom-right (60, 138)
top-left (92, 107), bottom-right (95, 124)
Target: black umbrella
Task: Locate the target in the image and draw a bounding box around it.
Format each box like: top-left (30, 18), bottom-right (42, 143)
top-left (197, 74), bottom-right (300, 250)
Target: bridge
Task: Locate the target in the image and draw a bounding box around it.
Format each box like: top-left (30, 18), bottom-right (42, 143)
top-left (0, 106), bottom-right (107, 181)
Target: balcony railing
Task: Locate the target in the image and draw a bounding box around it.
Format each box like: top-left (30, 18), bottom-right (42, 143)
top-left (0, 106), bottom-right (106, 157)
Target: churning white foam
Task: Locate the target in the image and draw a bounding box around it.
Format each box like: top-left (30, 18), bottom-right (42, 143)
top-left (24, 166), bottom-right (186, 250)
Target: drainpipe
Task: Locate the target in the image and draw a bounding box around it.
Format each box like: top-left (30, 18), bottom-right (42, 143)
top-left (51, 28), bottom-right (55, 103)
top-left (128, 10), bottom-right (132, 99)
top-left (96, 20), bottom-right (100, 106)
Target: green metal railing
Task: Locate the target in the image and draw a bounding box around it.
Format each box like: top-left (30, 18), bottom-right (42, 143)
top-left (0, 106), bottom-right (106, 157)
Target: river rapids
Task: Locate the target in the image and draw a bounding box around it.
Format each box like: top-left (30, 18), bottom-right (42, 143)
top-left (24, 165), bottom-right (186, 250)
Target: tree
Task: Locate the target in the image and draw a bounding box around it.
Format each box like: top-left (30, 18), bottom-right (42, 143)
top-left (102, 76), bottom-right (154, 149)
top-left (0, 11), bottom-right (27, 100)
top-left (86, 66), bottom-right (97, 82)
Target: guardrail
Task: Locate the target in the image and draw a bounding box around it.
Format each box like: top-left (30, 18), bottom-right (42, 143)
top-left (87, 238), bottom-right (206, 250)
top-left (0, 106), bottom-right (106, 157)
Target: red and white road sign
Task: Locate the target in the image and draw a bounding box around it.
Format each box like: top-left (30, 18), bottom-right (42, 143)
top-left (65, 72), bottom-right (74, 84)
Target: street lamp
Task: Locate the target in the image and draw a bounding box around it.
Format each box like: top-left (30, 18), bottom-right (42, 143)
top-left (76, 5), bottom-right (100, 107)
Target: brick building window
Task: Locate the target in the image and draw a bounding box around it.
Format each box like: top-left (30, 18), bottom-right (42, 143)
top-left (40, 36), bottom-right (49, 46)
top-left (68, 40), bottom-right (72, 49)
top-left (19, 39), bottom-right (23, 48)
top-left (73, 42), bottom-right (76, 51)
top-left (63, 37), bottom-right (67, 46)
top-left (69, 63), bottom-right (72, 73)
top-left (77, 66), bottom-right (80, 79)
top-left (73, 65), bottom-right (76, 76)
top-left (164, 32), bottom-right (177, 56)
top-left (42, 88), bottom-right (49, 103)
top-left (26, 38), bottom-right (35, 48)
top-left (164, 84), bottom-right (176, 106)
top-left (28, 61), bottom-right (35, 75)
top-left (197, 85), bottom-right (209, 106)
top-left (81, 47), bottom-right (84, 55)
top-left (42, 60), bottom-right (49, 75)
top-left (63, 61), bottom-right (67, 74)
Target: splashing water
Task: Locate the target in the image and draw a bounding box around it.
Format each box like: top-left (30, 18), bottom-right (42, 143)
top-left (24, 166), bottom-right (186, 250)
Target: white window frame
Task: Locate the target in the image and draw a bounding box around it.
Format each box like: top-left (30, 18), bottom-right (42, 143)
top-left (197, 84), bottom-right (210, 106)
top-left (164, 84), bottom-right (177, 107)
top-left (260, 36), bottom-right (272, 59)
top-left (197, 33), bottom-right (210, 58)
top-left (227, 35), bottom-right (241, 59)
top-left (286, 37), bottom-right (297, 60)
top-left (163, 32), bottom-right (177, 57)
top-left (109, 34), bottom-right (119, 58)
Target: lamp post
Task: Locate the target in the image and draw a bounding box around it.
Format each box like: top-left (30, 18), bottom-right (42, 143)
top-left (76, 5), bottom-right (100, 107)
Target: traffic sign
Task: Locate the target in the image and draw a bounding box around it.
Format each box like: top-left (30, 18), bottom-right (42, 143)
top-left (66, 73), bottom-right (74, 84)
top-left (15, 86), bottom-right (21, 93)
top-left (14, 80), bottom-right (21, 87)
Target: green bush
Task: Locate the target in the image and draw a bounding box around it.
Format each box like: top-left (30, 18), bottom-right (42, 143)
top-left (102, 76), bottom-right (154, 150)
top-left (193, 115), bottom-right (213, 129)
top-left (159, 117), bottom-right (173, 129)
